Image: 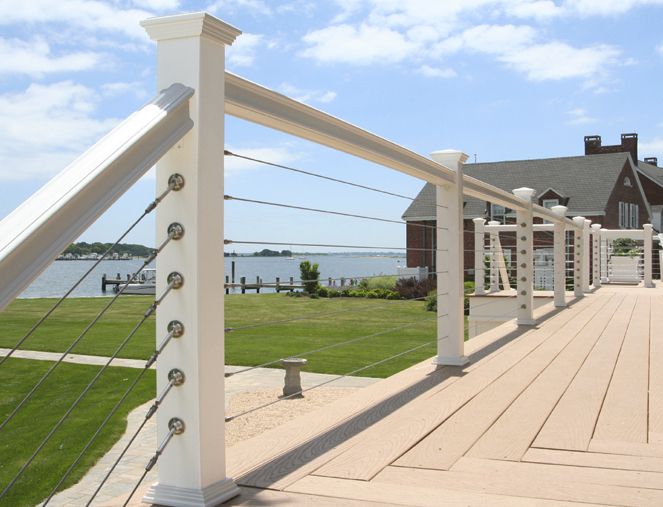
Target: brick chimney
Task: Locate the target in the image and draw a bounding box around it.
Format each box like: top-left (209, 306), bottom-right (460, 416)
top-left (644, 157), bottom-right (658, 167)
top-left (584, 132), bottom-right (638, 161)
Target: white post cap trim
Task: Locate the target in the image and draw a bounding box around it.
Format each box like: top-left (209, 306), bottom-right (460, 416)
top-left (591, 223), bottom-right (602, 231)
top-left (430, 149), bottom-right (469, 170)
top-left (550, 205), bottom-right (567, 217)
top-left (572, 216), bottom-right (586, 226)
top-left (141, 12), bottom-right (241, 45)
top-left (472, 217), bottom-right (486, 225)
top-left (512, 187), bottom-right (535, 201)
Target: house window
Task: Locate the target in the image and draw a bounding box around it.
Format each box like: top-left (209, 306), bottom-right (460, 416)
top-left (630, 203), bottom-right (639, 228)
top-left (619, 201), bottom-right (627, 228)
top-left (542, 199), bottom-right (559, 209)
top-left (624, 176), bottom-right (632, 187)
top-left (490, 204), bottom-right (506, 224)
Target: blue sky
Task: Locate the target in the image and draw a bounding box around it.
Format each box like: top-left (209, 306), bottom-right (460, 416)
top-left (1, 0), bottom-right (663, 252)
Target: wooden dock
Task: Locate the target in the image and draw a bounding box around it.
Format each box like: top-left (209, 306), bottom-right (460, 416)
top-left (223, 284), bottom-right (663, 506)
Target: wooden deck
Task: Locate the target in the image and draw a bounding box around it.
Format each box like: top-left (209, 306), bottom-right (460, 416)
top-left (226, 285), bottom-right (663, 506)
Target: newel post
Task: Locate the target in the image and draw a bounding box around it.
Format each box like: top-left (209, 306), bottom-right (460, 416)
top-left (644, 224), bottom-right (654, 288)
top-left (551, 205), bottom-right (567, 307)
top-left (142, 13), bottom-right (241, 506)
top-left (430, 150), bottom-right (468, 366)
top-left (513, 188), bottom-right (535, 325)
top-left (591, 223), bottom-right (602, 288)
top-left (488, 221), bottom-right (500, 292)
top-left (473, 218), bottom-right (486, 295)
top-left (572, 217), bottom-right (586, 298)
top-left (582, 219), bottom-right (591, 292)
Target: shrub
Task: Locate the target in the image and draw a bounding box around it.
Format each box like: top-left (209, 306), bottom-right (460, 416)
top-left (395, 277), bottom-right (436, 300)
top-left (425, 292), bottom-right (437, 312)
top-left (612, 238), bottom-right (639, 257)
top-left (300, 260), bottom-right (320, 294)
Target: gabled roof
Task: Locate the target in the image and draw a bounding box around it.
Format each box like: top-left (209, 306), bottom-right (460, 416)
top-left (637, 160), bottom-right (663, 188)
top-left (402, 152), bottom-right (633, 220)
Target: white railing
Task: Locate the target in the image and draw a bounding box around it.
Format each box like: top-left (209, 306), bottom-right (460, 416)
top-left (2, 10), bottom-right (644, 507)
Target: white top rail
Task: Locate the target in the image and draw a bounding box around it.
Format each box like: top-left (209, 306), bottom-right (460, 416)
top-left (224, 72), bottom-right (577, 229)
top-left (599, 228), bottom-right (655, 240)
top-left (485, 223), bottom-right (555, 232)
top-left (0, 83), bottom-right (194, 311)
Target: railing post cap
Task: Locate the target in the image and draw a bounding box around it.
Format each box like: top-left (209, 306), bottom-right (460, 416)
top-left (488, 220), bottom-right (500, 226)
top-left (512, 187), bottom-right (535, 200)
top-left (472, 217), bottom-right (486, 224)
top-left (572, 216), bottom-right (586, 226)
top-left (584, 219), bottom-right (591, 226)
top-left (550, 205), bottom-right (567, 217)
top-left (430, 150), bottom-right (469, 170)
top-left (643, 223), bottom-right (653, 229)
top-left (141, 12), bottom-right (242, 45)
top-left (591, 223), bottom-right (602, 231)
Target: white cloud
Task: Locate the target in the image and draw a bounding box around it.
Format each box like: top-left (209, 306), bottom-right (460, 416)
top-left (640, 137), bottom-right (663, 156)
top-left (130, 0), bottom-right (179, 8)
top-left (224, 146), bottom-right (302, 175)
top-left (567, 0), bottom-right (663, 17)
top-left (301, 23), bottom-right (418, 65)
top-left (0, 37), bottom-right (100, 76)
top-left (331, 0), bottom-right (365, 22)
top-left (435, 24), bottom-right (536, 56)
top-left (0, 82), bottom-right (119, 181)
top-left (227, 33), bottom-right (265, 67)
top-left (207, 0), bottom-right (272, 16)
top-left (499, 42), bottom-right (621, 81)
top-left (0, 1), bottom-right (153, 40)
top-left (566, 108), bottom-right (597, 125)
top-left (279, 83), bottom-right (337, 104)
top-left (417, 65), bottom-right (456, 78)
top-left (506, 1), bottom-right (562, 20)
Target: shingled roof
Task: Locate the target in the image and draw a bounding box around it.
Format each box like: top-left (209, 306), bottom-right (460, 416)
top-left (637, 160), bottom-right (663, 188)
top-left (402, 152), bottom-right (636, 220)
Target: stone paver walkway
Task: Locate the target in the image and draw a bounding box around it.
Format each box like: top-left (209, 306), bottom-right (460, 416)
top-left (2, 349), bottom-right (379, 506)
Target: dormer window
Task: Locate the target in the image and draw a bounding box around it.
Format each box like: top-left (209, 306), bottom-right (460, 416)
top-left (624, 176), bottom-right (632, 187)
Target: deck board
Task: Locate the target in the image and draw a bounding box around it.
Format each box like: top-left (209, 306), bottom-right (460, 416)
top-left (650, 295), bottom-right (663, 444)
top-left (593, 295), bottom-right (651, 443)
top-left (466, 295), bottom-right (623, 461)
top-left (393, 294), bottom-right (612, 470)
top-left (313, 295), bottom-right (603, 480)
top-left (533, 296), bottom-right (635, 451)
top-left (522, 448), bottom-right (663, 473)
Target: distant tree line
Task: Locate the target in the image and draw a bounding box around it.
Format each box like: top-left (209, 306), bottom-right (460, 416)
top-left (62, 242), bottom-right (153, 257)
top-left (252, 249), bottom-right (292, 257)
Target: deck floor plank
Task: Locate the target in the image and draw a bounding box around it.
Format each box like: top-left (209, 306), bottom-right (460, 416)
top-left (593, 295), bottom-right (651, 443)
top-left (312, 295), bottom-right (604, 480)
top-left (392, 295), bottom-right (614, 470)
top-left (532, 295), bottom-right (635, 451)
top-left (466, 295), bottom-right (625, 461)
top-left (650, 295), bottom-right (663, 444)
top-left (522, 448), bottom-right (663, 473)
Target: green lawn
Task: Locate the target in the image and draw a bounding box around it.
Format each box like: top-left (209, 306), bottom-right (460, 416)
top-left (0, 294), bottom-right (439, 377)
top-left (0, 358), bottom-right (155, 507)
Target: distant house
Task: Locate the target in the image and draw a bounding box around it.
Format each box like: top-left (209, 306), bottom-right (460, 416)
top-left (402, 133), bottom-right (663, 280)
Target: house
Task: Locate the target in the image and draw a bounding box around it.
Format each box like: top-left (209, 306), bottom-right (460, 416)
top-left (402, 133), bottom-right (663, 280)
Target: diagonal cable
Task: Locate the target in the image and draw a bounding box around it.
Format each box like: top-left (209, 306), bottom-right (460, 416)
top-left (0, 184), bottom-right (175, 367)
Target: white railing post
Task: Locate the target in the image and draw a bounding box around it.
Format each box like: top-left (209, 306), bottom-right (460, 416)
top-left (644, 223), bottom-right (654, 288)
top-left (142, 13), bottom-right (241, 507)
top-left (430, 150), bottom-right (468, 366)
top-left (601, 230), bottom-right (609, 283)
top-left (591, 223), bottom-right (602, 288)
top-left (583, 219), bottom-right (591, 292)
top-left (473, 218), bottom-right (486, 295)
top-left (513, 187), bottom-right (535, 325)
top-left (551, 205), bottom-right (567, 307)
top-left (572, 217), bottom-right (586, 297)
top-left (488, 221), bottom-right (500, 292)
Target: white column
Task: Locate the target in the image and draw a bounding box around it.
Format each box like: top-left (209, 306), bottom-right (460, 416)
top-left (513, 187), bottom-right (535, 325)
top-left (659, 233), bottom-right (663, 282)
top-left (591, 223), bottom-right (602, 288)
top-left (601, 230), bottom-right (609, 283)
top-left (551, 205), bottom-right (567, 307)
top-left (644, 224), bottom-right (654, 288)
top-left (488, 221), bottom-right (500, 292)
top-left (582, 219), bottom-right (591, 292)
top-left (142, 13), bottom-right (241, 507)
top-left (473, 218), bottom-right (486, 295)
top-left (431, 150), bottom-right (468, 366)
top-left (572, 217), bottom-right (586, 298)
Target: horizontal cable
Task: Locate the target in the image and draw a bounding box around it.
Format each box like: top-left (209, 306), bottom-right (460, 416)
top-left (225, 150), bottom-right (416, 201)
top-left (225, 239), bottom-right (447, 253)
top-left (0, 183), bottom-right (177, 367)
top-left (226, 195), bottom-right (448, 233)
top-left (226, 339), bottom-right (435, 422)
top-left (0, 233), bottom-right (175, 435)
top-left (0, 274), bottom-right (180, 500)
top-left (227, 315), bottom-right (436, 378)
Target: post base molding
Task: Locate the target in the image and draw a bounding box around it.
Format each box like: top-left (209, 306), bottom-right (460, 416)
top-left (517, 319), bottom-right (537, 326)
top-left (144, 478), bottom-right (240, 506)
top-left (433, 355), bottom-right (470, 367)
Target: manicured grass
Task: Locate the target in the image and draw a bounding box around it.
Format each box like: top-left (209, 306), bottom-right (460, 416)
top-left (0, 358), bottom-right (155, 507)
top-left (0, 294), bottom-right (439, 377)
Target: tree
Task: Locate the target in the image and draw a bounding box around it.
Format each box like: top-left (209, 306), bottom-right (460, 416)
top-left (299, 261), bottom-right (320, 294)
